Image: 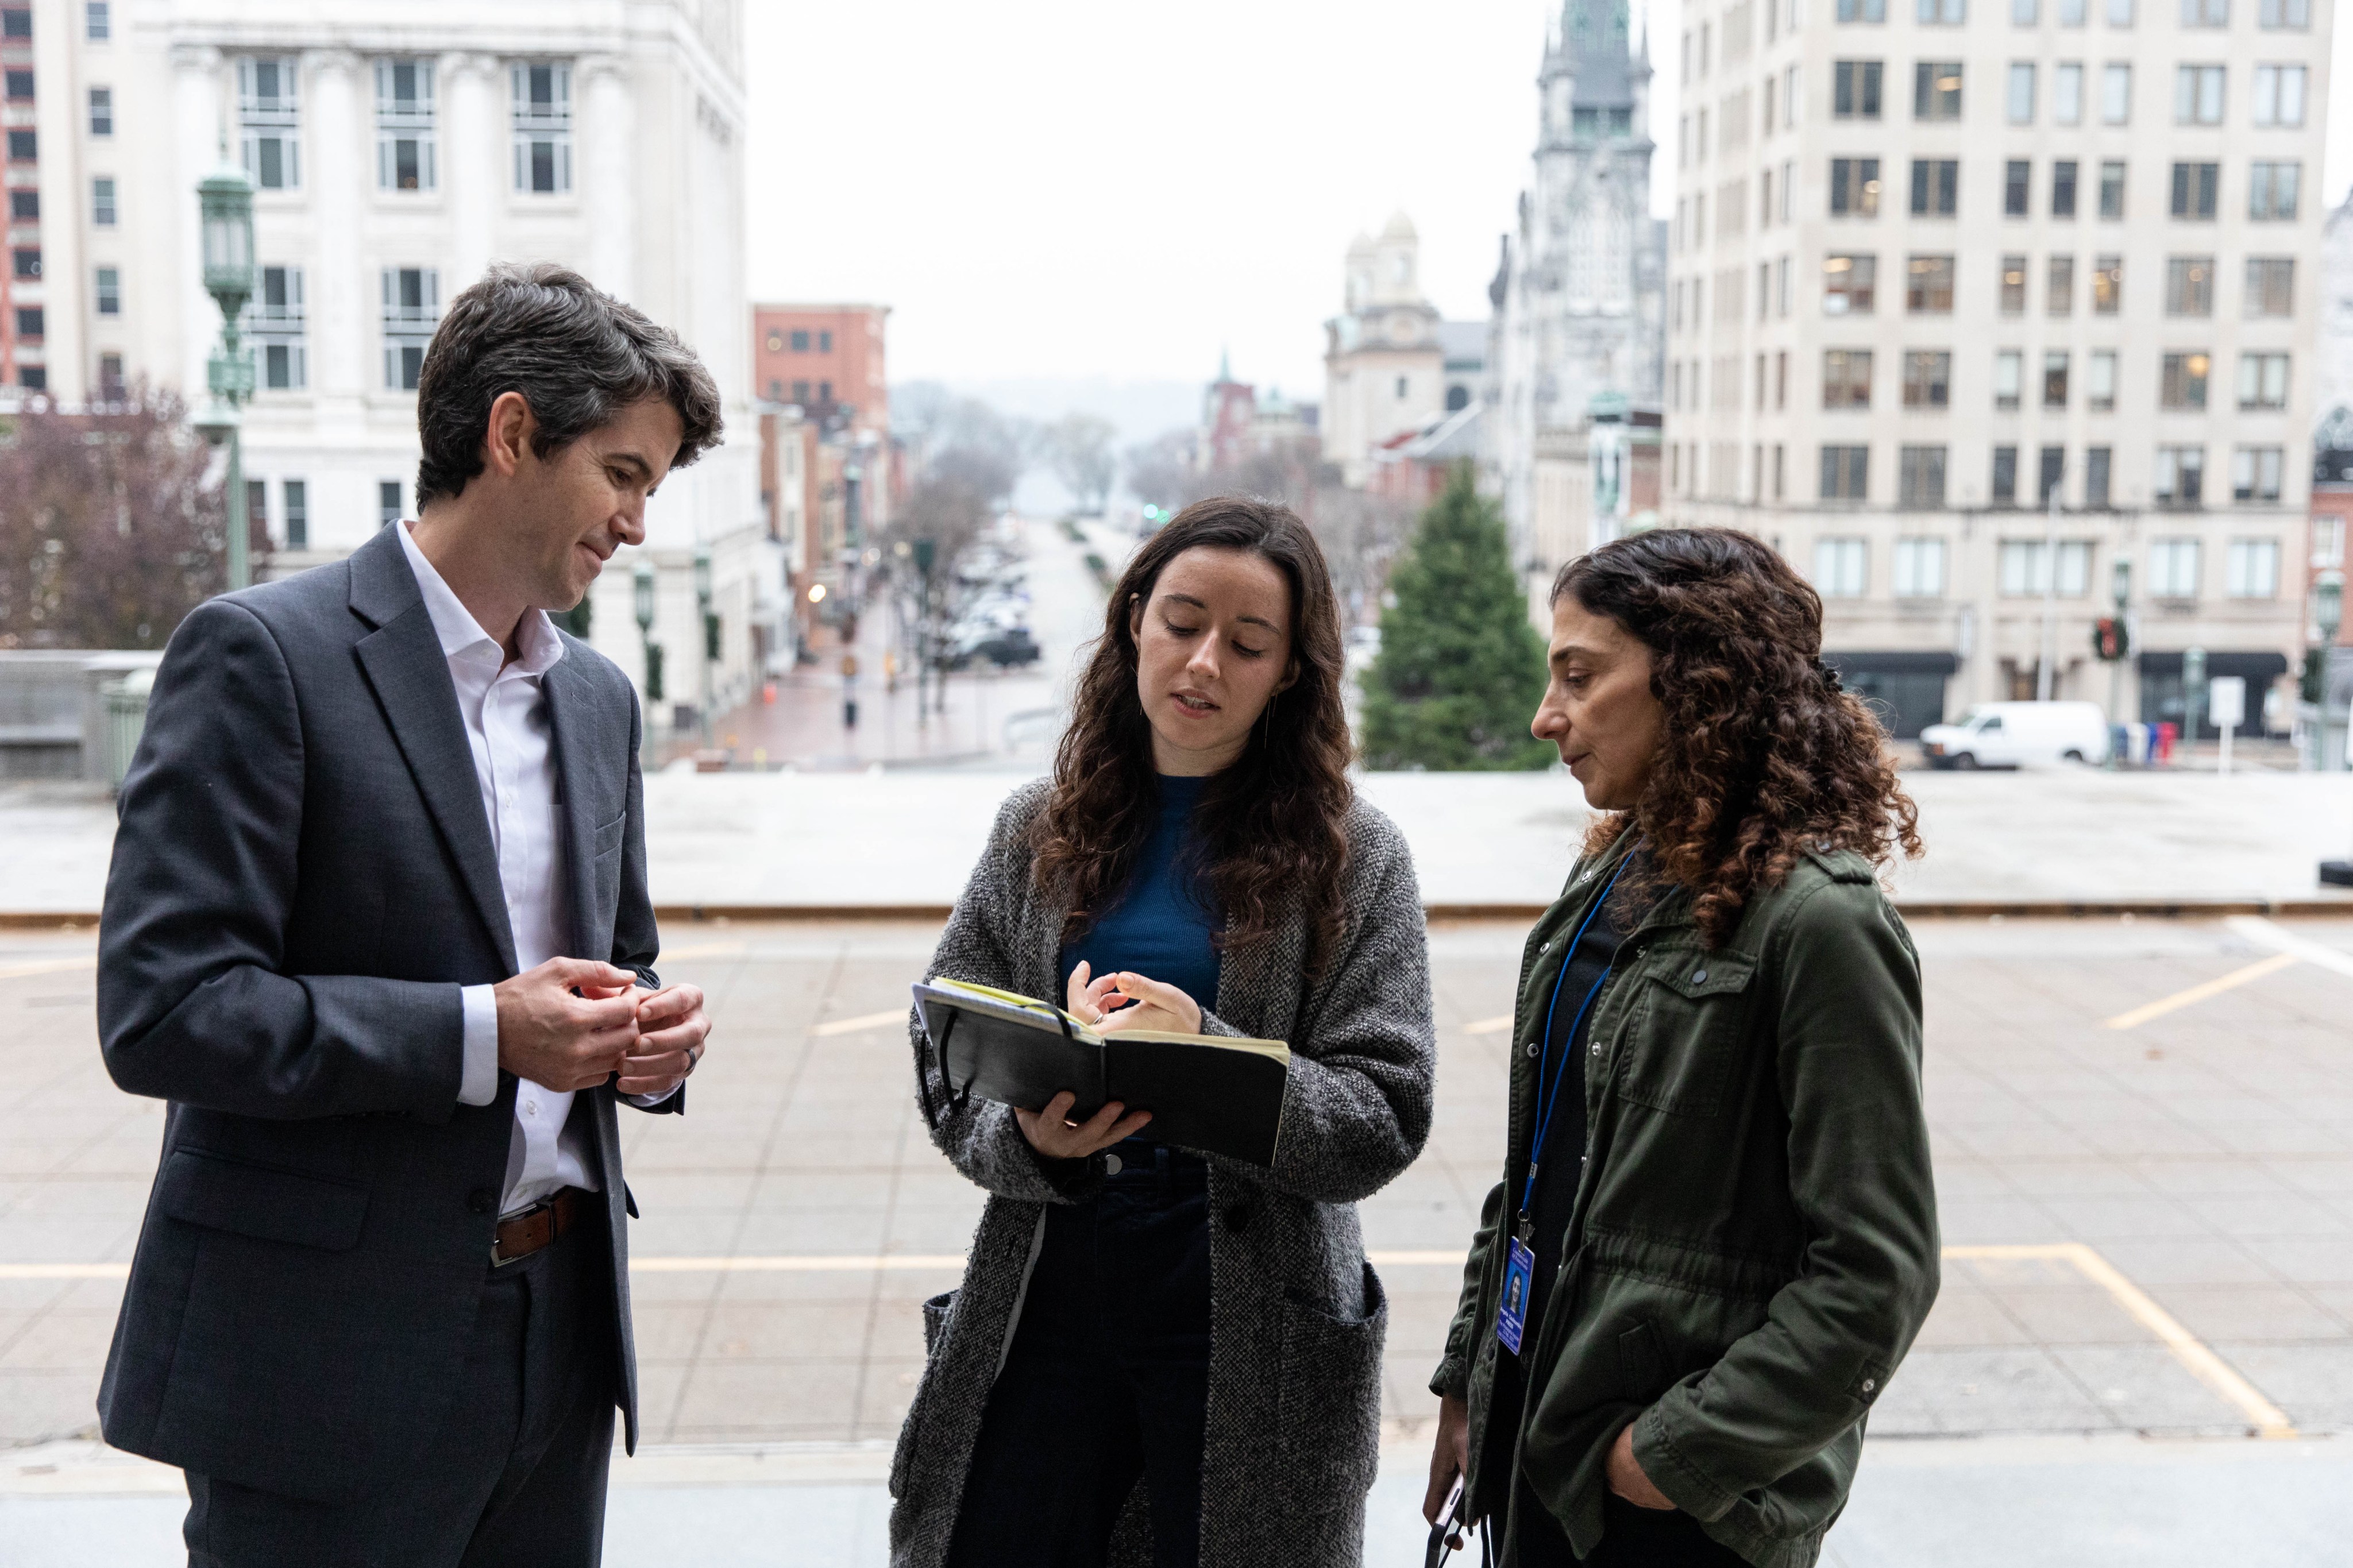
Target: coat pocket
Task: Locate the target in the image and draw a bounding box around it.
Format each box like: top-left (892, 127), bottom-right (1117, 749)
top-left (890, 1290), bottom-right (959, 1501)
top-left (1618, 951), bottom-right (1758, 1117)
top-left (1274, 1261), bottom-right (1390, 1504)
top-left (155, 1148), bottom-right (369, 1252)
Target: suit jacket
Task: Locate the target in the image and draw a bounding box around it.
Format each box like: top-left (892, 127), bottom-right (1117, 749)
top-left (95, 524), bottom-right (676, 1504)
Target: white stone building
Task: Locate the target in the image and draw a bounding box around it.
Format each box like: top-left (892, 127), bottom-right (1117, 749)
top-left (1322, 215), bottom-right (1450, 488)
top-left (1663, 0), bottom-right (2324, 739)
top-left (1487, 0), bottom-right (1670, 586)
top-left (17, 0), bottom-right (761, 733)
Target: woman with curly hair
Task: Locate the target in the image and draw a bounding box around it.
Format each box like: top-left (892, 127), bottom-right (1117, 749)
top-left (1423, 527), bottom-right (1939, 1567)
top-left (890, 497), bottom-right (1436, 1568)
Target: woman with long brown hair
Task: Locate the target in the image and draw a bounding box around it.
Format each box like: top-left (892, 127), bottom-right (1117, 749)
top-left (1424, 527), bottom-right (1939, 1567)
top-left (889, 497), bottom-right (1437, 1568)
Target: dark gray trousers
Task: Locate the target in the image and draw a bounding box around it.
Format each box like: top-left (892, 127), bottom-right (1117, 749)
top-left (183, 1210), bottom-right (618, 1568)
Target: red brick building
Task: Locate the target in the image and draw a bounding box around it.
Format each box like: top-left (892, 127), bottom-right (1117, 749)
top-left (754, 303), bottom-right (889, 437)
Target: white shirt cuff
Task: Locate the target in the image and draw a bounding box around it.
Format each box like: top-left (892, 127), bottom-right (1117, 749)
top-left (625, 1082), bottom-right (682, 1107)
top-left (458, 983), bottom-right (500, 1106)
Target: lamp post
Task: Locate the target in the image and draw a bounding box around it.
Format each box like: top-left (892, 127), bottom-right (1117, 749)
top-left (195, 157), bottom-right (257, 592)
top-left (633, 558), bottom-right (663, 709)
top-left (693, 546), bottom-right (715, 748)
top-left (912, 536), bottom-right (937, 726)
top-left (2105, 558), bottom-right (2131, 767)
top-left (2322, 573), bottom-right (2352, 885)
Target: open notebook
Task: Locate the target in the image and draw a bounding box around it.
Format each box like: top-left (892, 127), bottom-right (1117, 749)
top-left (911, 978), bottom-right (1290, 1167)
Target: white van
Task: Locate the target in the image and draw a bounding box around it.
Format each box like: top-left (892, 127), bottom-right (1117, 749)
top-left (1919, 701), bottom-right (2111, 769)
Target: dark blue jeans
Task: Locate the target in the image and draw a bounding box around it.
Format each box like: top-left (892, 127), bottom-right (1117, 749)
top-left (947, 1142), bottom-right (1212, 1568)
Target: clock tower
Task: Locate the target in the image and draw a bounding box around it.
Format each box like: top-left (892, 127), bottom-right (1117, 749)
top-left (1322, 213), bottom-right (1446, 486)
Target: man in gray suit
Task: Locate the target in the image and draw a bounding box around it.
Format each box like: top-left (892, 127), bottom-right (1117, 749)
top-left (96, 263), bottom-right (722, 1566)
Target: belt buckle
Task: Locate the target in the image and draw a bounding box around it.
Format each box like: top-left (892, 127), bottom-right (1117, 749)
top-left (490, 1195), bottom-right (549, 1268)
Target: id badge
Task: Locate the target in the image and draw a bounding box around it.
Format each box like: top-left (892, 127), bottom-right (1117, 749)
top-left (1495, 1236), bottom-right (1536, 1354)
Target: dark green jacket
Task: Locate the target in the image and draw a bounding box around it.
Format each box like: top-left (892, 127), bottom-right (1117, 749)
top-left (1431, 831), bottom-right (1938, 1568)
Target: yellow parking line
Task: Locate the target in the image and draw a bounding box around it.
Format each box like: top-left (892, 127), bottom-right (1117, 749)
top-left (1463, 1015), bottom-right (1514, 1036)
top-left (2101, 952), bottom-right (2299, 1030)
top-left (0, 956), bottom-right (97, 982)
top-left (1946, 1242), bottom-right (2296, 1438)
top-left (812, 1010), bottom-right (909, 1038)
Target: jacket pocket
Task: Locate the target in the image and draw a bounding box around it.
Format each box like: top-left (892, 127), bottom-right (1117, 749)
top-left (155, 1148), bottom-right (369, 1252)
top-left (1274, 1261), bottom-right (1390, 1505)
top-left (1618, 951), bottom-right (1758, 1117)
top-left (1617, 1319), bottom-right (1667, 1399)
top-left (890, 1290), bottom-right (959, 1501)
top-left (921, 1288), bottom-right (958, 1357)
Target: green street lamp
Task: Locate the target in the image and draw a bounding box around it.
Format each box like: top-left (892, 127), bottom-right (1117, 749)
top-left (633, 558), bottom-right (663, 704)
top-left (195, 157), bottom-right (257, 592)
top-left (692, 546), bottom-right (716, 746)
top-left (2320, 571), bottom-right (2352, 886)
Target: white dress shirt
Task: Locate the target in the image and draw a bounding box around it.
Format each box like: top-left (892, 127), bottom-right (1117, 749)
top-left (396, 522), bottom-right (663, 1217)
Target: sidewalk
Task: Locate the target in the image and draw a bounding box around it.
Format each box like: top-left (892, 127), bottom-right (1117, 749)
top-left (8, 768), bottom-right (2353, 918)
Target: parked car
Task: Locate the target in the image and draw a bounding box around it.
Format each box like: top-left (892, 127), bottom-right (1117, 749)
top-left (945, 625), bottom-right (1041, 671)
top-left (1919, 701), bottom-right (2111, 769)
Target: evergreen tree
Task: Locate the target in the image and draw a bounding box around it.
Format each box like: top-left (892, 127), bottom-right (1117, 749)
top-left (1359, 466), bottom-right (1555, 771)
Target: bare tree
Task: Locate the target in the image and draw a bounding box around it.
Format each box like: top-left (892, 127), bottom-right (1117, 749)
top-left (0, 385), bottom-right (259, 649)
top-left (1123, 427), bottom-right (1201, 511)
top-left (1039, 413), bottom-right (1117, 514)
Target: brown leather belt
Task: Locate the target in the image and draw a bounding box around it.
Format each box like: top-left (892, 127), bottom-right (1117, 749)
top-left (492, 1187), bottom-right (587, 1267)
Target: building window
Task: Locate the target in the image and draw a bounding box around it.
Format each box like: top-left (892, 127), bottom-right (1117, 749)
top-left (2039, 446), bottom-right (2067, 503)
top-left (10, 246), bottom-right (36, 279)
top-left (379, 480), bottom-right (404, 527)
top-left (253, 264), bottom-right (306, 389)
top-left (280, 479), bottom-right (307, 549)
top-left (2231, 454), bottom-right (2285, 507)
top-left (96, 352), bottom-right (123, 400)
top-left (2007, 63), bottom-right (2036, 122)
top-left (2086, 446), bottom-right (2113, 506)
top-left (2249, 161), bottom-right (2300, 219)
top-left (90, 175), bottom-right (114, 225)
top-left (1394, 376), bottom-right (1409, 399)
top-left (2051, 160), bottom-right (2079, 217)
top-left (512, 63), bottom-right (573, 194)
top-left (2244, 257), bottom-right (2293, 316)
top-left (2061, 0), bottom-right (2088, 18)
top-left (2004, 160), bottom-right (2031, 216)
top-left (1918, 0), bottom-right (1967, 21)
top-left (2170, 163), bottom-right (2219, 218)
top-left (2174, 65), bottom-right (2225, 125)
top-left (1903, 351), bottom-right (1952, 408)
top-left (17, 366), bottom-right (44, 391)
top-left (2044, 352), bottom-right (2070, 407)
top-left (1823, 254), bottom-right (1876, 313)
top-left (2099, 160), bottom-right (2126, 217)
top-left (15, 305), bottom-right (43, 338)
top-left (380, 266), bottom-right (439, 390)
top-left (94, 264), bottom-right (118, 315)
top-left (0, 9), bottom-right (24, 37)
top-left (1893, 537), bottom-right (1947, 595)
top-left (2160, 352), bottom-right (2209, 410)
top-left (790, 329), bottom-right (811, 351)
top-left (1821, 446), bottom-right (1871, 500)
top-left (1899, 446), bottom-right (1949, 506)
top-left (87, 85), bottom-right (110, 136)
top-left (2251, 64), bottom-right (2306, 126)
top-left (1834, 60), bottom-right (1884, 116)
top-left (8, 190), bottom-right (33, 219)
top-left (2259, 0), bottom-right (2309, 20)
top-left (1993, 445), bottom-right (2020, 503)
top-left (2164, 257), bottom-right (2214, 315)
top-left (244, 479), bottom-right (268, 540)
top-left (238, 57), bottom-right (300, 190)
top-left (84, 2), bottom-right (106, 41)
top-left (2088, 349), bottom-right (2118, 410)
top-left (2181, 0), bottom-right (2229, 20)
top-left (1906, 255), bottom-right (1955, 313)
top-left (1915, 62), bottom-right (1964, 118)
top-left (1823, 349), bottom-right (1873, 408)
top-left (2000, 540), bottom-right (2092, 594)
top-left (2000, 255), bottom-right (2028, 314)
top-left (819, 330), bottom-right (834, 352)
top-left (790, 378), bottom-right (810, 402)
top-left (1830, 157), bottom-right (1881, 215)
top-left (2092, 255), bottom-right (2122, 312)
top-left (2237, 353), bottom-right (2289, 410)
top-left (2054, 63), bottom-right (2085, 123)
top-left (7, 129), bottom-right (36, 161)
top-left (1995, 349), bottom-right (2024, 410)
top-left (1837, 0), bottom-right (1888, 18)
top-left (2315, 516), bottom-right (2346, 566)
top-left (1911, 159), bottom-right (1959, 216)
top-left (2148, 536), bottom-right (2201, 593)
top-left (375, 60), bottom-right (437, 191)
top-left (2013, 0), bottom-right (2038, 18)
top-left (2047, 255), bottom-right (2075, 314)
top-left (2154, 449), bottom-right (2205, 508)
top-left (1815, 538), bottom-right (1869, 595)
top-left (3, 69), bottom-right (29, 100)
top-left (2225, 537), bottom-right (2280, 594)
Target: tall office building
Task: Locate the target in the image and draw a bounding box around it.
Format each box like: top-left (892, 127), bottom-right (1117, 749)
top-left (9, 0), bottom-right (765, 733)
top-left (1662, 0), bottom-right (2322, 737)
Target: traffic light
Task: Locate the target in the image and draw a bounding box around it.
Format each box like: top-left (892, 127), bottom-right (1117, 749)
top-left (2090, 616), bottom-right (2130, 662)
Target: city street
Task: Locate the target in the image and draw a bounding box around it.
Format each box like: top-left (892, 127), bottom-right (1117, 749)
top-left (4, 913), bottom-right (2349, 1564)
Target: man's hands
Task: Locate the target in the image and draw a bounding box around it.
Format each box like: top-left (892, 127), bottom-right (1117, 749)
top-left (493, 957), bottom-right (712, 1098)
top-left (1606, 1423), bottom-right (1675, 1510)
top-left (618, 981), bottom-right (711, 1097)
top-left (1424, 1392), bottom-right (1471, 1525)
top-left (494, 958), bottom-right (643, 1091)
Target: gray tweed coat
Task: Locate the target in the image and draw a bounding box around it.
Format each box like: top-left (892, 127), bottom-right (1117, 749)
top-left (889, 778), bottom-right (1437, 1567)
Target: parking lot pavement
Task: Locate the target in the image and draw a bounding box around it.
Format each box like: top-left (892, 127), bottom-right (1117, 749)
top-left (3, 914), bottom-right (2349, 1563)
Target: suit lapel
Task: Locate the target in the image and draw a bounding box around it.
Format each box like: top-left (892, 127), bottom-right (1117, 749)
top-left (348, 531), bottom-right (520, 976)
top-left (541, 655), bottom-right (608, 961)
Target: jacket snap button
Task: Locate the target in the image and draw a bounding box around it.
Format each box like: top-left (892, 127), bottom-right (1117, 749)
top-left (1104, 1154), bottom-right (1123, 1175)
top-left (1527, 1042), bottom-right (1539, 1057)
top-left (1861, 1377), bottom-right (1877, 1393)
top-left (466, 1187), bottom-right (495, 1215)
top-left (1693, 970), bottom-right (1708, 984)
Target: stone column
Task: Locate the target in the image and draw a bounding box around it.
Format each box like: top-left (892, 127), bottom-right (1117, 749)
top-left (306, 51), bottom-right (365, 415)
top-left (442, 52), bottom-right (500, 288)
top-left (170, 45), bottom-right (223, 397)
top-left (579, 55), bottom-right (635, 302)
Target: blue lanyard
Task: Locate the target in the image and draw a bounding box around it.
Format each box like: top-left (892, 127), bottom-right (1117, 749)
top-left (1520, 847), bottom-right (1638, 1227)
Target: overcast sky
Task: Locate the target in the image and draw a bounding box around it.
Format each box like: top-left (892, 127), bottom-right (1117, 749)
top-left (746, 0), bottom-right (2353, 400)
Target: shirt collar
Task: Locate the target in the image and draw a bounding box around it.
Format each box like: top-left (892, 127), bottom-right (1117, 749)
top-left (396, 520), bottom-right (565, 678)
